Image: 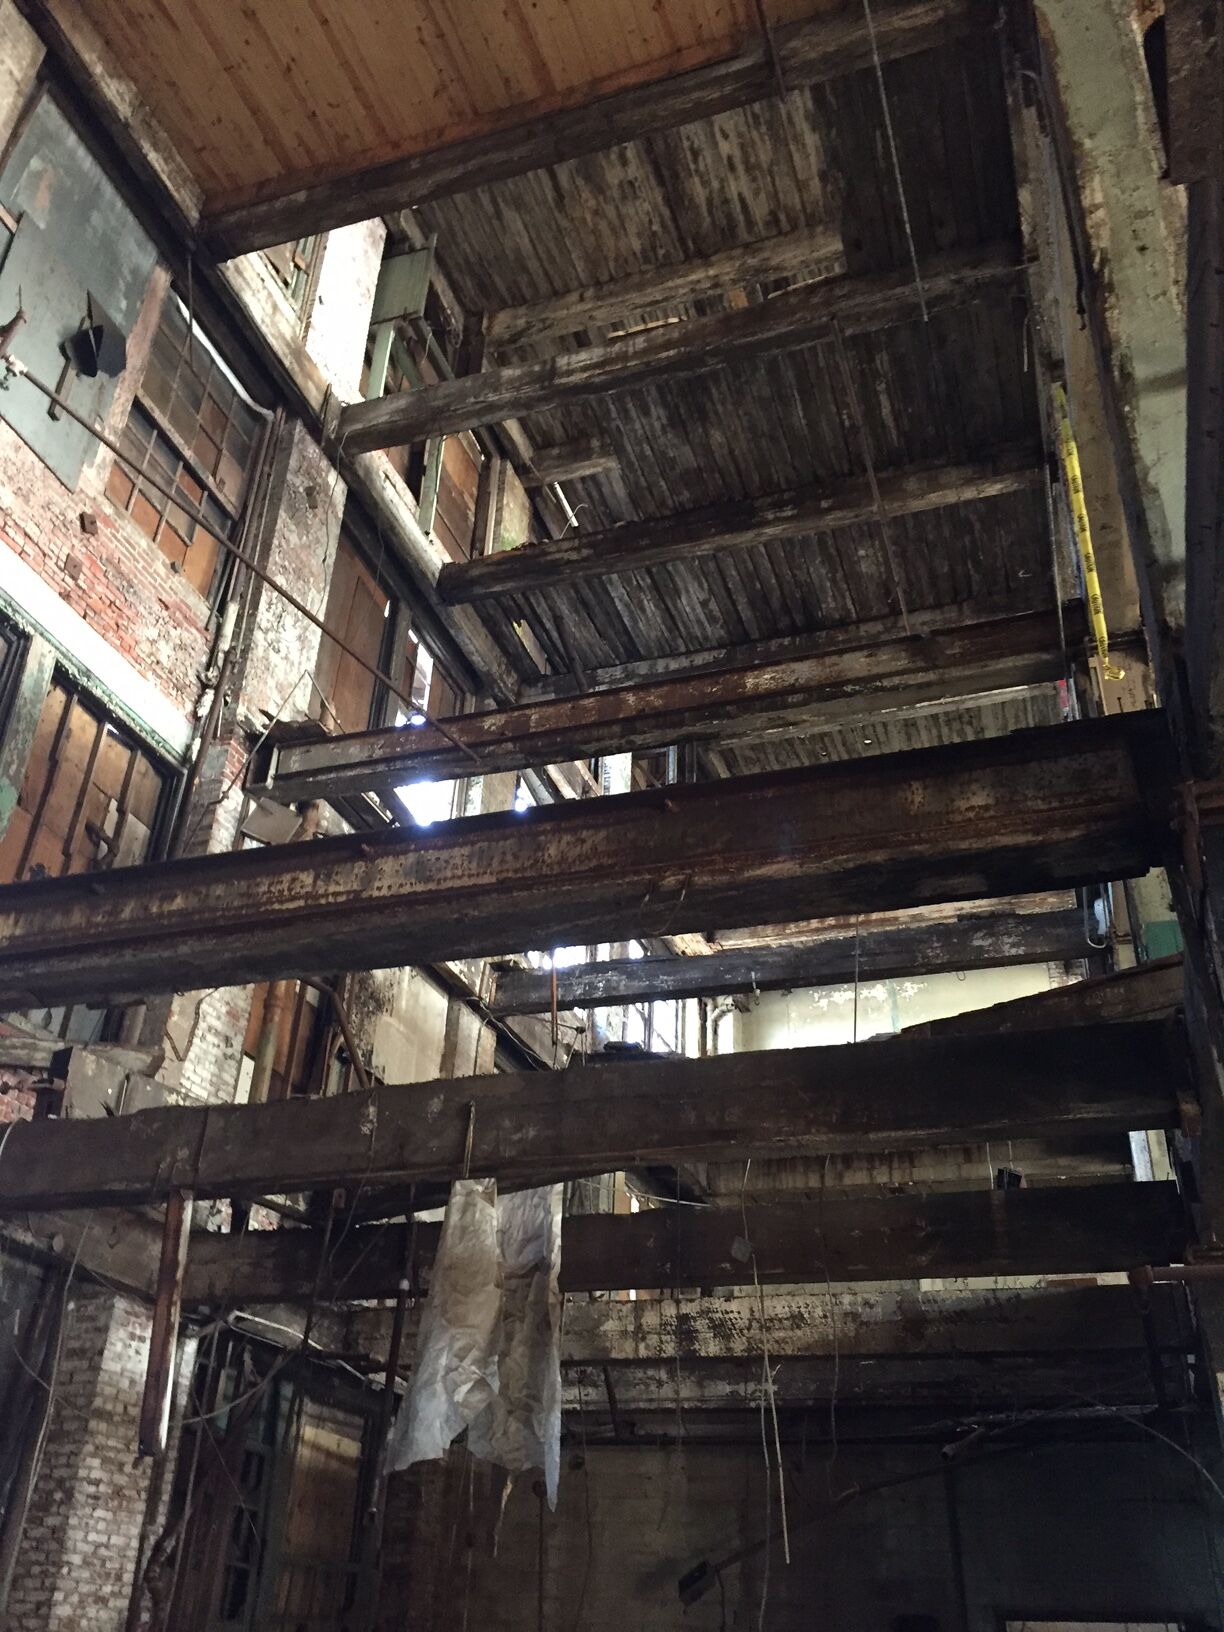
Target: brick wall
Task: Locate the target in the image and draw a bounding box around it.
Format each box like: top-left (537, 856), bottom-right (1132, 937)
top-left (0, 267), bottom-right (216, 723)
top-left (6, 1290), bottom-right (155, 1632)
top-left (0, 1079), bottom-right (35, 1122)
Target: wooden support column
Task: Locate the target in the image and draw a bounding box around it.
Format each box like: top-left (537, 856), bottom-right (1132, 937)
top-left (180, 1181), bottom-right (1188, 1306)
top-left (0, 714), bottom-right (1175, 1004)
top-left (488, 907), bottom-right (1095, 1014)
top-left (0, 1021), bottom-right (1190, 1212)
top-left (249, 608), bottom-right (1075, 802)
top-left (335, 250), bottom-right (1018, 453)
top-left (202, 0), bottom-right (981, 252)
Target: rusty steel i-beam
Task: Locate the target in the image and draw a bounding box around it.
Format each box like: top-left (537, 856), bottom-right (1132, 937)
top-left (0, 714), bottom-right (1175, 1005)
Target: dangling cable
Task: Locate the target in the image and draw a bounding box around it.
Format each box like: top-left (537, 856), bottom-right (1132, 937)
top-left (861, 0), bottom-right (928, 323)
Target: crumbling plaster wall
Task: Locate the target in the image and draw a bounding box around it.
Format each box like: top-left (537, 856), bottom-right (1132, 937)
top-left (731, 962), bottom-right (1061, 1052)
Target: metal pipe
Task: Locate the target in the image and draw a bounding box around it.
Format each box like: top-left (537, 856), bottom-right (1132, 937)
top-left (139, 1188), bottom-right (193, 1458)
top-left (302, 977), bottom-right (373, 1096)
top-left (1132, 1263), bottom-right (1224, 1285)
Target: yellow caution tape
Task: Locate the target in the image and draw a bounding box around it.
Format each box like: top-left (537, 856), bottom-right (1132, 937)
top-left (1053, 382), bottom-right (1124, 682)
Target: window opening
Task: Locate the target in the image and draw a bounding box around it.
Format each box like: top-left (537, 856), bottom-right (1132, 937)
top-left (261, 235), bottom-right (322, 313)
top-left (0, 670), bottom-right (169, 885)
top-left (0, 660), bottom-right (171, 1040)
top-left (106, 294), bottom-right (264, 598)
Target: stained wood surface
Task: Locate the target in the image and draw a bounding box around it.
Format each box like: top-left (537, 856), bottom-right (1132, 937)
top-left (488, 908), bottom-right (1094, 1013)
top-left (439, 450), bottom-right (1040, 603)
top-left (0, 714), bottom-right (1175, 1004)
top-left (337, 249), bottom-right (1019, 452)
top-left (184, 0), bottom-right (973, 245)
top-left (0, 1021), bottom-right (1189, 1212)
top-left (180, 1181), bottom-right (1188, 1305)
top-left (252, 608), bottom-right (1071, 800)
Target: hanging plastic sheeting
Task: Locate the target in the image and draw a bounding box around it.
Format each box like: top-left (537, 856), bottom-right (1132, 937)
top-left (387, 1178), bottom-right (563, 1507)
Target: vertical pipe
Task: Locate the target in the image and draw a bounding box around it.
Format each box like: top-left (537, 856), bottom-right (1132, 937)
top-left (139, 1188), bottom-right (193, 1458)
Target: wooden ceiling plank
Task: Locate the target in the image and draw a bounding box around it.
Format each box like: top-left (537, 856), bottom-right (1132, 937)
top-left (202, 0), bottom-right (981, 252)
top-left (436, 447), bottom-right (1042, 604)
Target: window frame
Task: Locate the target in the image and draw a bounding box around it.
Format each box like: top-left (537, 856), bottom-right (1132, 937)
top-left (260, 233), bottom-right (324, 316)
top-left (105, 292), bottom-right (267, 603)
top-left (0, 642), bottom-right (178, 886)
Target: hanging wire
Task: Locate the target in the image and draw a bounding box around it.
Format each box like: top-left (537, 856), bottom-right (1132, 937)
top-left (861, 0), bottom-right (928, 323)
top-left (830, 319), bottom-right (913, 636)
top-left (738, 1155), bottom-right (790, 1628)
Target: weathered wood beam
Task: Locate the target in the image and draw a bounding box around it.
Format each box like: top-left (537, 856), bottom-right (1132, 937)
top-left (519, 439), bottom-right (620, 488)
top-left (0, 714), bottom-right (1174, 1004)
top-left (0, 1035), bottom-right (154, 1076)
top-left (0, 1022), bottom-right (1189, 1214)
top-left (485, 224), bottom-right (845, 351)
top-left (438, 447), bottom-right (1042, 603)
top-left (336, 249), bottom-right (1019, 453)
top-left (913, 955), bottom-right (1186, 1036)
top-left (202, 0), bottom-right (980, 254)
top-left (250, 609), bottom-right (1073, 803)
top-left (488, 907), bottom-right (1094, 1014)
top-left (353, 1284), bottom-right (1193, 1365)
top-left (7, 1209), bottom-right (161, 1302)
top-left (522, 600), bottom-right (1078, 701)
top-left (181, 1179), bottom-right (1186, 1306)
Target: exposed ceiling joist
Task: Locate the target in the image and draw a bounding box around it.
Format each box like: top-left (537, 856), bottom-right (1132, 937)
top-left (250, 609), bottom-right (1075, 803)
top-left (486, 907), bottom-right (1094, 1014)
top-left (201, 0), bottom-right (980, 254)
top-left (437, 450), bottom-right (1042, 604)
top-left (519, 439), bottom-right (620, 488)
top-left (180, 1180), bottom-right (1187, 1307)
top-left (911, 953), bottom-right (1185, 1035)
top-left (335, 248), bottom-right (1020, 453)
top-left (0, 1021), bottom-right (1182, 1212)
top-left (0, 715), bottom-right (1173, 1004)
top-left (484, 223), bottom-right (845, 351)
top-left (520, 601), bottom-right (1062, 701)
